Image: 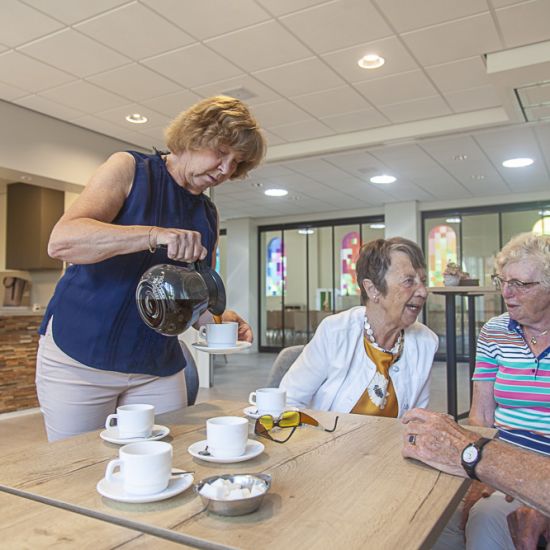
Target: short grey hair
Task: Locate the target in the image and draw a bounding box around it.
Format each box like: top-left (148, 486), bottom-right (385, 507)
top-left (496, 232), bottom-right (550, 289)
top-left (356, 237), bottom-right (426, 303)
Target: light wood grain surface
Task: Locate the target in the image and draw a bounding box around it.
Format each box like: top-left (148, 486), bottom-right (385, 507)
top-left (0, 400), bottom-right (469, 549)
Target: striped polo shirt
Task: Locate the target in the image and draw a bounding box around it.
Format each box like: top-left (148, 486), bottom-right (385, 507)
top-left (473, 313), bottom-right (550, 456)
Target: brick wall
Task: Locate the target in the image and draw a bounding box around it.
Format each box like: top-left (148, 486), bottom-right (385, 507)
top-left (0, 315), bottom-right (41, 413)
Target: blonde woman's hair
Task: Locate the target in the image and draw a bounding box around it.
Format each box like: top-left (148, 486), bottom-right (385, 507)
top-left (165, 95), bottom-right (266, 179)
top-left (496, 232), bottom-right (550, 288)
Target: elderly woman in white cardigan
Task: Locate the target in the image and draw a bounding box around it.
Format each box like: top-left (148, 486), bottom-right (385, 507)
top-left (280, 237), bottom-right (438, 418)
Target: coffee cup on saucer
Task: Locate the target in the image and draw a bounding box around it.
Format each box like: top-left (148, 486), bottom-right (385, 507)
top-left (104, 441), bottom-right (173, 495)
top-left (199, 322), bottom-right (238, 348)
top-left (105, 404), bottom-right (154, 439)
top-left (249, 388), bottom-right (286, 417)
top-left (206, 416), bottom-right (248, 458)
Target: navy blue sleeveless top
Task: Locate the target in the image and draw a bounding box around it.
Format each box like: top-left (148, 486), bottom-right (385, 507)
top-left (39, 151), bottom-right (218, 375)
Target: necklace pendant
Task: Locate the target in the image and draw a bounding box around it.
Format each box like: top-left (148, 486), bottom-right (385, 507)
top-left (531, 336), bottom-right (537, 345)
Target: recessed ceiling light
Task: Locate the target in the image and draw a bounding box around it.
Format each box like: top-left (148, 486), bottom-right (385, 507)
top-left (454, 154), bottom-right (468, 161)
top-left (264, 188), bottom-right (288, 197)
top-left (298, 228), bottom-right (314, 235)
top-left (471, 174), bottom-right (485, 180)
top-left (370, 175), bottom-right (396, 184)
top-left (502, 157), bottom-right (533, 168)
top-left (125, 113), bottom-right (148, 124)
top-left (446, 217), bottom-right (461, 223)
top-left (251, 182), bottom-right (263, 188)
top-left (369, 223), bottom-right (386, 229)
top-left (358, 54), bottom-right (385, 69)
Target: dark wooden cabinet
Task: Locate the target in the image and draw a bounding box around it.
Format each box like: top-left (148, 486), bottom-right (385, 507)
top-left (6, 182), bottom-right (64, 270)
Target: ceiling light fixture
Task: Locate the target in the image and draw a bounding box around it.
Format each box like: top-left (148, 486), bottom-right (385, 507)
top-left (454, 154), bottom-right (468, 161)
top-left (298, 228), bottom-right (314, 235)
top-left (502, 157), bottom-right (533, 168)
top-left (471, 175), bottom-right (485, 180)
top-left (446, 217), bottom-right (461, 223)
top-left (125, 113), bottom-right (148, 124)
top-left (370, 175), bottom-right (396, 184)
top-left (369, 223), bottom-right (385, 229)
top-left (358, 54), bottom-right (385, 70)
top-left (264, 188), bottom-right (288, 197)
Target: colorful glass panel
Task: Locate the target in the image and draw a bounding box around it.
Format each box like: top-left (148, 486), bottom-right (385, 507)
top-left (428, 225), bottom-right (458, 286)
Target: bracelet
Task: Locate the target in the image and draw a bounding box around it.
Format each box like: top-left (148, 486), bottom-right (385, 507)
top-left (148, 226), bottom-right (157, 253)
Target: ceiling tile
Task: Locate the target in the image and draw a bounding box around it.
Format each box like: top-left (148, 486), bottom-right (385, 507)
top-left (14, 94), bottom-right (86, 120)
top-left (375, 0), bottom-right (488, 33)
top-left (0, 51), bottom-right (75, 92)
top-left (253, 58), bottom-right (345, 97)
top-left (250, 99), bottom-right (312, 127)
top-left (401, 13), bottom-right (502, 66)
top-left (320, 108), bottom-right (389, 132)
top-left (495, 0), bottom-right (550, 48)
top-left (355, 70), bottom-right (438, 105)
top-left (141, 90), bottom-right (203, 118)
top-left (75, 2), bottom-right (194, 59)
top-left (445, 86), bottom-right (501, 113)
top-left (261, 129), bottom-right (287, 146)
top-left (143, 44), bottom-right (243, 87)
top-left (192, 75), bottom-right (281, 106)
top-left (87, 64), bottom-right (180, 101)
top-left (269, 119), bottom-right (334, 142)
top-left (292, 86), bottom-right (372, 118)
top-left (378, 95), bottom-right (451, 123)
top-left (206, 21), bottom-right (311, 72)
top-left (142, 0), bottom-right (270, 40)
top-left (256, 0), bottom-right (329, 17)
top-left (39, 80), bottom-right (128, 113)
top-left (19, 28), bottom-right (131, 77)
top-left (22, 0), bottom-right (130, 25)
top-left (0, 80), bottom-right (28, 101)
top-left (321, 36), bottom-right (420, 83)
top-left (426, 56), bottom-right (491, 93)
top-left (0, 0), bottom-right (64, 48)
top-left (280, 0), bottom-right (392, 54)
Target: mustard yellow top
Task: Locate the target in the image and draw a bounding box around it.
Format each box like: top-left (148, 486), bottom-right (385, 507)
top-left (351, 337), bottom-right (399, 417)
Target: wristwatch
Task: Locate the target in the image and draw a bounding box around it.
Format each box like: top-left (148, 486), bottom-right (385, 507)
top-left (461, 437), bottom-right (492, 481)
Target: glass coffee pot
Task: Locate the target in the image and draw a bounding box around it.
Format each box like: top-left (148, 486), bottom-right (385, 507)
top-left (136, 261), bottom-right (226, 336)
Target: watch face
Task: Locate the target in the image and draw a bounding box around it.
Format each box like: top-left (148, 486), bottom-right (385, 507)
top-left (463, 446), bottom-right (479, 464)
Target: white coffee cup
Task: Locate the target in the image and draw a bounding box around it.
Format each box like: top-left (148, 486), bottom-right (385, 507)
top-left (105, 441), bottom-right (173, 495)
top-left (199, 322), bottom-right (238, 348)
top-left (249, 388), bottom-right (287, 416)
top-left (206, 416), bottom-right (248, 458)
top-left (105, 404), bottom-right (154, 439)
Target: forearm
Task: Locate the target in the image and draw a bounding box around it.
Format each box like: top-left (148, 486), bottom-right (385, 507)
top-left (49, 219), bottom-right (153, 264)
top-left (477, 439), bottom-right (550, 516)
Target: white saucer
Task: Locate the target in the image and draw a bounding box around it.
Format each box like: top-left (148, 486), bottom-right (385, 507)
top-left (96, 470), bottom-right (193, 503)
top-left (243, 406), bottom-right (299, 420)
top-left (188, 439), bottom-right (264, 463)
top-left (191, 341), bottom-right (252, 354)
top-left (100, 424), bottom-right (170, 445)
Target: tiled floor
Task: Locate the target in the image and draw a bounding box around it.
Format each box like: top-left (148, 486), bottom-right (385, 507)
top-left (0, 352), bottom-right (472, 449)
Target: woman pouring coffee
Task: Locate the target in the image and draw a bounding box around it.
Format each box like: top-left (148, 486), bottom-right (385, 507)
top-left (37, 96), bottom-right (266, 441)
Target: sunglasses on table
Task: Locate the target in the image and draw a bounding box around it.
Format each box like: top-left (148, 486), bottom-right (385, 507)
top-left (254, 410), bottom-right (339, 443)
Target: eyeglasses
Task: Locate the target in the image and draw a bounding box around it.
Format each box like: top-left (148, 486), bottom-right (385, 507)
top-left (254, 411), bottom-right (339, 443)
top-left (491, 274), bottom-right (541, 292)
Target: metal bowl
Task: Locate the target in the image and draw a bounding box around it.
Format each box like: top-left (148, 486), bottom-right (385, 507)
top-left (194, 473), bottom-right (271, 516)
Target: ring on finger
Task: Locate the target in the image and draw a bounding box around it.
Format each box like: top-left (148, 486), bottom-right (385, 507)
top-left (408, 434), bottom-right (417, 446)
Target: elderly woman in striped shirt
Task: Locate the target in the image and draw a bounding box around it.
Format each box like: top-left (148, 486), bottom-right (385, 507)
top-left (455, 232), bottom-right (550, 550)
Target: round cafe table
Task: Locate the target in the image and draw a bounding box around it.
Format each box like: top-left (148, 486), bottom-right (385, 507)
top-left (428, 286), bottom-right (498, 420)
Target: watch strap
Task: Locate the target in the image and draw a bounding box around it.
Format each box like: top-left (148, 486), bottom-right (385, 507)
top-left (461, 437), bottom-right (492, 481)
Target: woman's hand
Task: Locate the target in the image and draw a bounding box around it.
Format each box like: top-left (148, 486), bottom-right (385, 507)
top-left (221, 310), bottom-right (253, 343)
top-left (460, 481), bottom-right (495, 529)
top-left (507, 506), bottom-right (549, 550)
top-left (151, 227), bottom-right (207, 262)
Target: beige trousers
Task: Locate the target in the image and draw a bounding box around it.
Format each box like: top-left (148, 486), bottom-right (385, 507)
top-left (35, 318), bottom-right (187, 442)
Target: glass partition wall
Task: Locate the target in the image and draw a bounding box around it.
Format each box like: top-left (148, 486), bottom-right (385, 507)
top-left (422, 201), bottom-right (550, 360)
top-left (259, 217), bottom-right (384, 351)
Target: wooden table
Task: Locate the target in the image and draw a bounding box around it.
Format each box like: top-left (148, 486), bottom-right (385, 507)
top-left (429, 286), bottom-right (498, 419)
top-left (0, 400), bottom-right (470, 549)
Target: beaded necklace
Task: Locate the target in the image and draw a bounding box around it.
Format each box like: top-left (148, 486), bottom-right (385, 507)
top-left (363, 313), bottom-right (403, 355)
